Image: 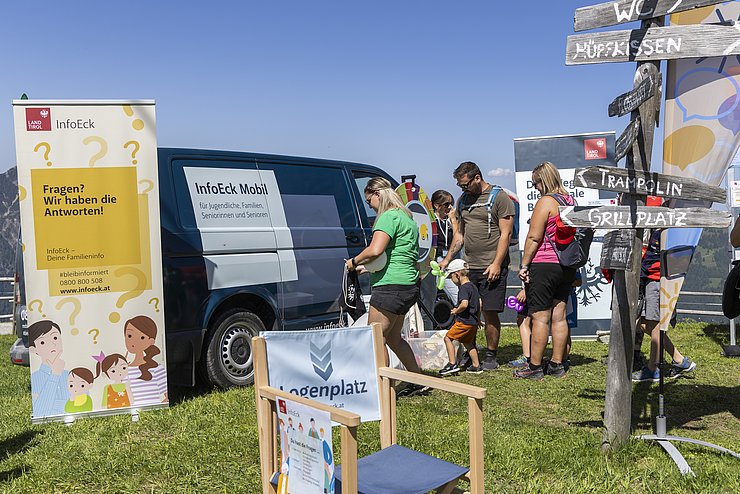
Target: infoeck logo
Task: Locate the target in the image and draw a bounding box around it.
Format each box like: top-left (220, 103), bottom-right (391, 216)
top-left (584, 138), bottom-right (607, 160)
top-left (310, 341), bottom-right (333, 381)
top-left (26, 108), bottom-right (51, 131)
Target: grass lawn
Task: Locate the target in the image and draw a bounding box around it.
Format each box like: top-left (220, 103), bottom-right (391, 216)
top-left (0, 322), bottom-right (737, 493)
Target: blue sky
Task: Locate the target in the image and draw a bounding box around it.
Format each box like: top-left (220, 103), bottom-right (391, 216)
top-left (0, 1), bottom-right (652, 196)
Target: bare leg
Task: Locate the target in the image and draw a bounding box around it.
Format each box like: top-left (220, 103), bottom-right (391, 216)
top-left (551, 300), bottom-right (568, 364)
top-left (444, 335), bottom-right (456, 364)
top-left (646, 319), bottom-right (684, 370)
top-left (529, 309), bottom-right (552, 366)
top-left (463, 342), bottom-right (480, 366)
top-left (369, 305), bottom-right (421, 373)
top-left (518, 315), bottom-right (531, 358)
top-left (483, 309), bottom-right (501, 351)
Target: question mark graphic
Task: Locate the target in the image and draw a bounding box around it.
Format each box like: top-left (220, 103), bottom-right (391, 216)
top-left (28, 299), bottom-right (46, 318)
top-left (82, 136), bottom-right (108, 166)
top-left (55, 297), bottom-right (81, 333)
top-left (34, 142), bottom-right (52, 166)
top-left (109, 266), bottom-right (147, 323)
top-left (148, 297), bottom-right (160, 312)
top-left (87, 328), bottom-right (100, 344)
top-left (138, 179), bottom-right (154, 194)
top-left (124, 140), bottom-right (140, 165)
top-left (122, 105), bottom-right (145, 131)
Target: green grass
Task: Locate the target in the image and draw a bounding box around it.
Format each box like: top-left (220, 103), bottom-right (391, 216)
top-left (0, 322), bottom-right (738, 493)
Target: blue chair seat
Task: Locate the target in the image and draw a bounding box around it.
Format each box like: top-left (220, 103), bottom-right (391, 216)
top-left (334, 444), bottom-right (469, 494)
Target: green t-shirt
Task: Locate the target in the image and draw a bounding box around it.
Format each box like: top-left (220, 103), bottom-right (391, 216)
top-left (370, 208), bottom-right (419, 287)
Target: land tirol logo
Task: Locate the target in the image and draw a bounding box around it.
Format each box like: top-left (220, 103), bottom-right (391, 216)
top-left (26, 108), bottom-right (51, 131)
top-left (584, 138), bottom-right (607, 160)
top-left (310, 341), bottom-right (333, 381)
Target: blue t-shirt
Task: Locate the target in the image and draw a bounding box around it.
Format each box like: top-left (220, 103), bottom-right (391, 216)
top-left (456, 281), bottom-right (480, 326)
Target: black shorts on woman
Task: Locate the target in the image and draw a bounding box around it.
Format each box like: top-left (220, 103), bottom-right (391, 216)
top-left (370, 280), bottom-right (421, 315)
top-left (525, 263), bottom-right (575, 313)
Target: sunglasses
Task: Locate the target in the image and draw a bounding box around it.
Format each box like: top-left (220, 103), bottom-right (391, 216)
top-left (456, 175), bottom-right (479, 191)
top-left (434, 202), bottom-right (452, 210)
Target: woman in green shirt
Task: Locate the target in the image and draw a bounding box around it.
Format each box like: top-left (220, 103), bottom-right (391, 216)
top-left (345, 177), bottom-right (422, 376)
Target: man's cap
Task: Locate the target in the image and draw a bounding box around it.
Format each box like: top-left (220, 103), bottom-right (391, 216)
top-left (445, 259), bottom-right (468, 274)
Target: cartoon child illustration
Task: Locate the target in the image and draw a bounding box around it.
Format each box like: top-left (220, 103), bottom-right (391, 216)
top-left (28, 320), bottom-right (68, 417)
top-left (64, 367), bottom-right (94, 413)
top-left (308, 417), bottom-right (320, 439)
top-left (94, 352), bottom-right (132, 409)
top-left (124, 315), bottom-right (168, 405)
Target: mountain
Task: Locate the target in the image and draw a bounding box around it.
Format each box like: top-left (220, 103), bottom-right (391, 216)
top-left (0, 167), bottom-right (19, 275)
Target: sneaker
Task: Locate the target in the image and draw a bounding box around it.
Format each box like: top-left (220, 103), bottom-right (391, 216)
top-left (546, 361), bottom-right (566, 378)
top-left (439, 362), bottom-right (460, 376)
top-left (399, 383), bottom-right (431, 397)
top-left (481, 350), bottom-right (500, 371)
top-left (465, 365), bottom-right (483, 374)
top-left (508, 355), bottom-right (528, 368)
top-left (513, 364), bottom-right (544, 380)
top-left (666, 357), bottom-right (696, 379)
top-left (631, 366), bottom-right (660, 383)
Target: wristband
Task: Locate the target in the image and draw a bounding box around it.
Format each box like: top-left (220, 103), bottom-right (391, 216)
top-left (520, 265), bottom-right (529, 270)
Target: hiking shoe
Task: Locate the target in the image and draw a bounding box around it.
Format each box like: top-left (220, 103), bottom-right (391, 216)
top-left (439, 362), bottom-right (460, 376)
top-left (508, 355), bottom-right (528, 368)
top-left (632, 366), bottom-right (660, 383)
top-left (513, 364), bottom-right (544, 380)
top-left (481, 350), bottom-right (500, 371)
top-left (399, 383), bottom-right (431, 397)
top-left (666, 357), bottom-right (696, 379)
top-left (546, 361), bottom-right (567, 378)
top-left (465, 365), bottom-right (483, 374)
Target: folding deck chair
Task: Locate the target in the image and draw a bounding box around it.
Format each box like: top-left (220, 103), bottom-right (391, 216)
top-left (253, 323), bottom-right (487, 494)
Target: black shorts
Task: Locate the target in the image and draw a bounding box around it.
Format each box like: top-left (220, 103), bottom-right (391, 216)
top-left (370, 282), bottom-right (420, 315)
top-left (468, 268), bottom-right (508, 312)
top-left (525, 263), bottom-right (576, 313)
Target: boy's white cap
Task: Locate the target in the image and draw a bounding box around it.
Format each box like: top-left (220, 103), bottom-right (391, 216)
top-left (445, 259), bottom-right (467, 274)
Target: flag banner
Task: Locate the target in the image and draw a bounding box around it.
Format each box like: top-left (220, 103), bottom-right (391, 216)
top-left (661, 2), bottom-right (740, 330)
top-left (13, 100), bottom-right (166, 423)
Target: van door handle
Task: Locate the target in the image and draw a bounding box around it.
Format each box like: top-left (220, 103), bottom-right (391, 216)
top-left (346, 234), bottom-right (361, 244)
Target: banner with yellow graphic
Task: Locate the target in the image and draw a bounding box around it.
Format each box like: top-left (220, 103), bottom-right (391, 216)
top-left (13, 100), bottom-right (167, 423)
top-left (660, 3), bottom-right (740, 331)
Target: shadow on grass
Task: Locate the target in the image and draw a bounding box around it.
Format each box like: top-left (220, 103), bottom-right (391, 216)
top-left (0, 430), bottom-right (40, 460)
top-left (0, 466), bottom-right (28, 483)
top-left (168, 382), bottom-right (213, 406)
top-left (700, 323), bottom-right (731, 349)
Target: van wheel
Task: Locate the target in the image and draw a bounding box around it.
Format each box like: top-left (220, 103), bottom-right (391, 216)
top-left (201, 309), bottom-right (265, 388)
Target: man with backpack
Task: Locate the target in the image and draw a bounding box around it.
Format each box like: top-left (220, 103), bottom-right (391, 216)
top-left (439, 161), bottom-right (516, 370)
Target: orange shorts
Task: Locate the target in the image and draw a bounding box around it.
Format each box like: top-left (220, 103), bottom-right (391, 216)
top-left (445, 320), bottom-right (478, 345)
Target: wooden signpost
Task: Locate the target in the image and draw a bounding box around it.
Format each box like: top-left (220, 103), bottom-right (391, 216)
top-left (559, 205), bottom-right (731, 229)
top-left (608, 73), bottom-right (661, 117)
top-left (566, 24), bottom-right (740, 65)
top-left (601, 230), bottom-right (636, 271)
top-left (614, 117), bottom-right (641, 162)
top-left (565, 0), bottom-right (739, 454)
top-left (574, 0), bottom-right (726, 32)
top-left (574, 166), bottom-right (727, 203)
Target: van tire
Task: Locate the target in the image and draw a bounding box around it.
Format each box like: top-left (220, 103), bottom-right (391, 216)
top-left (201, 309), bottom-right (265, 388)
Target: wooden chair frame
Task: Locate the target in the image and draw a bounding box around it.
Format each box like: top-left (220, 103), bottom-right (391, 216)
top-left (254, 323), bottom-right (487, 494)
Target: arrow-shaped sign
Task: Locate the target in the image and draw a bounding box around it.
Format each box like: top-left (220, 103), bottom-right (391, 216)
top-left (574, 166), bottom-right (726, 203)
top-left (614, 117), bottom-right (641, 163)
top-left (608, 73), bottom-right (661, 117)
top-left (559, 206), bottom-right (731, 229)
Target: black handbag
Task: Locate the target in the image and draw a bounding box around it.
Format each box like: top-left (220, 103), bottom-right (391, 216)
top-left (722, 260), bottom-right (740, 319)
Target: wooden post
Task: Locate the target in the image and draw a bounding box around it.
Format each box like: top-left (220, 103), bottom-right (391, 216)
top-left (602, 17), bottom-right (663, 452)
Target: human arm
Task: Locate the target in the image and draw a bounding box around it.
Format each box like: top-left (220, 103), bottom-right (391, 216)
top-left (731, 215), bottom-right (740, 247)
top-left (518, 196), bottom-right (555, 283)
top-left (440, 211), bottom-right (464, 271)
top-left (345, 230), bottom-right (391, 271)
top-left (450, 299), bottom-right (469, 315)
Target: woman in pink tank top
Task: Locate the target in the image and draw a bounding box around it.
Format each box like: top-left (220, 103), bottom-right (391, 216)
top-left (515, 161), bottom-right (577, 380)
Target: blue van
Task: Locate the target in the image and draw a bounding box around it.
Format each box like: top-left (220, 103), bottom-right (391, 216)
top-left (12, 148), bottom-right (396, 388)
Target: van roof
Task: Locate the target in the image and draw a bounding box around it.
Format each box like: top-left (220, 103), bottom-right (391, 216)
top-left (158, 147), bottom-right (384, 173)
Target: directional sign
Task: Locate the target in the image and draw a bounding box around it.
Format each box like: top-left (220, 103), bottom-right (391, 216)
top-left (608, 73), bottom-right (661, 117)
top-left (601, 230), bottom-right (636, 271)
top-left (574, 0), bottom-right (726, 32)
top-left (566, 24), bottom-right (740, 65)
top-left (574, 166), bottom-right (727, 203)
top-left (558, 206), bottom-right (731, 229)
top-left (614, 117), bottom-right (641, 163)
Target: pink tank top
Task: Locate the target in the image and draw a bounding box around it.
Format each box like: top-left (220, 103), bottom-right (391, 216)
top-left (532, 194), bottom-right (574, 264)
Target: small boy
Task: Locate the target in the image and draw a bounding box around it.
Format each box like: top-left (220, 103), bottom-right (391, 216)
top-left (439, 259), bottom-right (482, 375)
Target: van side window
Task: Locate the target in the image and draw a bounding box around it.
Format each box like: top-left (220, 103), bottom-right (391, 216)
top-left (258, 163), bottom-right (357, 228)
top-left (352, 173), bottom-right (379, 225)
